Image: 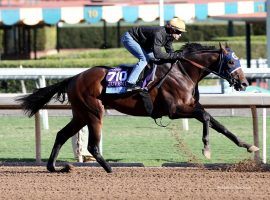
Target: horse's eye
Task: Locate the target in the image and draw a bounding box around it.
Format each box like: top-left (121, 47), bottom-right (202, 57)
top-left (228, 60), bottom-right (234, 66)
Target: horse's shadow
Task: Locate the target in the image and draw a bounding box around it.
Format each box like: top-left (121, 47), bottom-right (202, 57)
top-left (105, 159), bottom-right (123, 162)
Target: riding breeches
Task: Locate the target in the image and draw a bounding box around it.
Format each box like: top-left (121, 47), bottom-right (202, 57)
top-left (121, 32), bottom-right (154, 84)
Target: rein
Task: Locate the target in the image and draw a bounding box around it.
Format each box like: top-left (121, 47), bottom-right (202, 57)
top-left (155, 49), bottom-right (225, 89)
top-left (155, 60), bottom-right (178, 89)
top-left (181, 50), bottom-right (229, 81)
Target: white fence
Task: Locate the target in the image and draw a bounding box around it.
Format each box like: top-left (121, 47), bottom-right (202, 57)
top-left (240, 58), bottom-right (268, 69)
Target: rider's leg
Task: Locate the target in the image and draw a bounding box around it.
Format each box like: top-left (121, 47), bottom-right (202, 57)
top-left (121, 32), bottom-right (149, 85)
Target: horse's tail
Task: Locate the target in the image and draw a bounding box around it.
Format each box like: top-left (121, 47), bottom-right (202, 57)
top-left (16, 77), bottom-right (73, 117)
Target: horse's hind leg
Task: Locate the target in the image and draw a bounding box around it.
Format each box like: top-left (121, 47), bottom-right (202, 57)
top-left (87, 116), bottom-right (112, 173)
top-left (47, 118), bottom-right (85, 172)
top-left (209, 115), bottom-right (259, 153)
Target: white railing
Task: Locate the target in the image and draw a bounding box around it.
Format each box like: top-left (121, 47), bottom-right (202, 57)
top-left (241, 58), bottom-right (268, 69)
top-left (0, 68), bottom-right (86, 80)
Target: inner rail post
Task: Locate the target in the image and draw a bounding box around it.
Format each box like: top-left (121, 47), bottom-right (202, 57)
top-left (35, 111), bottom-right (41, 164)
top-left (251, 106), bottom-right (260, 163)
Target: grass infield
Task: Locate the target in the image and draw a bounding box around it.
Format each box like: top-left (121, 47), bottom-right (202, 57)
top-left (0, 115), bottom-right (269, 166)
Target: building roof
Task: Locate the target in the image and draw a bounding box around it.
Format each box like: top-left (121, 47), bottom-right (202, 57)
top-left (0, 0), bottom-right (266, 7)
top-left (210, 12), bottom-right (266, 22)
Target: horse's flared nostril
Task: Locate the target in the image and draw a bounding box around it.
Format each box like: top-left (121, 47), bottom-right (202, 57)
top-left (241, 82), bottom-right (249, 87)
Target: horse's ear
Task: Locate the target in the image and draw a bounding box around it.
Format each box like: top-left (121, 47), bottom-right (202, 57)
top-left (219, 42), bottom-right (222, 49)
top-left (219, 42), bottom-right (228, 54)
top-left (225, 42), bottom-right (229, 48)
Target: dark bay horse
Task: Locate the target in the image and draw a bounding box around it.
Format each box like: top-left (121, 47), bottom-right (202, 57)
top-left (17, 43), bottom-right (259, 173)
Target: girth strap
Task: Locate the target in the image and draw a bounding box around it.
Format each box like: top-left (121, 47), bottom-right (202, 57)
top-left (139, 90), bottom-right (170, 127)
top-left (140, 61), bottom-right (178, 117)
top-left (139, 90), bottom-right (153, 117)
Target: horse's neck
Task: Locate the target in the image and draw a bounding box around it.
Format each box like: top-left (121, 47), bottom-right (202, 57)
top-left (154, 51), bottom-right (219, 84)
top-left (184, 51), bottom-right (220, 81)
top-left (153, 62), bottom-right (198, 90)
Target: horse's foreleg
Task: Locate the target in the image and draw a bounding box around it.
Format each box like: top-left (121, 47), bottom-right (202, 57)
top-left (168, 104), bottom-right (212, 159)
top-left (47, 118), bottom-right (84, 172)
top-left (194, 110), bottom-right (211, 159)
top-left (87, 116), bottom-right (112, 173)
top-left (88, 145), bottom-right (112, 173)
top-left (202, 115), bottom-right (211, 159)
top-left (209, 115), bottom-right (259, 153)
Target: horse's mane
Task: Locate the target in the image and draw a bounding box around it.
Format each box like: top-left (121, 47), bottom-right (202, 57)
top-left (179, 43), bottom-right (217, 54)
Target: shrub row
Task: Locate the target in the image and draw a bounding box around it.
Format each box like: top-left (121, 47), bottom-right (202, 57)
top-left (39, 22), bottom-right (264, 50)
top-left (0, 22), bottom-right (264, 56)
top-left (57, 23), bottom-right (249, 49)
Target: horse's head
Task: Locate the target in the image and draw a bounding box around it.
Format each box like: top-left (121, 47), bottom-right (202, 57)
top-left (179, 43), bottom-right (249, 91)
top-left (218, 43), bottom-right (249, 91)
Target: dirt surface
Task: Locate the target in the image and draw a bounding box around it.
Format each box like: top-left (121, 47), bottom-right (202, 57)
top-left (1, 166), bottom-right (270, 200)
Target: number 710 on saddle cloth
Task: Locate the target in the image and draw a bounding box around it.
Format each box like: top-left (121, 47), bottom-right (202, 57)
top-left (105, 65), bottom-right (156, 94)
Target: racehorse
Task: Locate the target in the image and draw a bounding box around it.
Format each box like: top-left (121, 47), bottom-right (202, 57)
top-left (17, 43), bottom-right (259, 173)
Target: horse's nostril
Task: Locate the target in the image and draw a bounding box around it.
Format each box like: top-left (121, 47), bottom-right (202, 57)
top-left (241, 82), bottom-right (248, 87)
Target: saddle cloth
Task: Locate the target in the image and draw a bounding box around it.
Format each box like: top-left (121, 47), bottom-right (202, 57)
top-left (105, 64), bottom-right (157, 94)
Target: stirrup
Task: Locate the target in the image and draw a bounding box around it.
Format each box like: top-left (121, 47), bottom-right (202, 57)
top-left (126, 83), bottom-right (141, 92)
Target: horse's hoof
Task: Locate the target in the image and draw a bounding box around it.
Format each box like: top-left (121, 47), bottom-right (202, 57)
top-left (202, 148), bottom-right (211, 159)
top-left (103, 165), bottom-right (112, 173)
top-left (47, 165), bottom-right (56, 172)
top-left (106, 167), bottom-right (113, 173)
top-left (248, 145), bottom-right (259, 153)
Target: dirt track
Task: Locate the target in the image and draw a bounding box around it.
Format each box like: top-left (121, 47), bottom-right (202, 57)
top-left (1, 166), bottom-right (270, 200)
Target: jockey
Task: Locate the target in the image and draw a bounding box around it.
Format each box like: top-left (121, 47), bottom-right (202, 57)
top-left (121, 17), bottom-right (186, 91)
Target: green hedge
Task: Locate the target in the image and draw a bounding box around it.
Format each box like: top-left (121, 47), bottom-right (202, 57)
top-left (42, 22), bottom-right (264, 50)
top-left (43, 26), bottom-right (57, 50)
top-left (0, 22), bottom-right (263, 51)
top-left (0, 22), bottom-right (265, 52)
top-left (0, 25), bottom-right (56, 52)
top-left (36, 26), bottom-right (57, 51)
top-left (181, 24), bottom-right (247, 42)
top-left (57, 23), bottom-right (248, 49)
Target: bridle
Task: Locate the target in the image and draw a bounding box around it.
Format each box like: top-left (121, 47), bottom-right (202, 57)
top-left (180, 50), bottom-right (238, 86)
